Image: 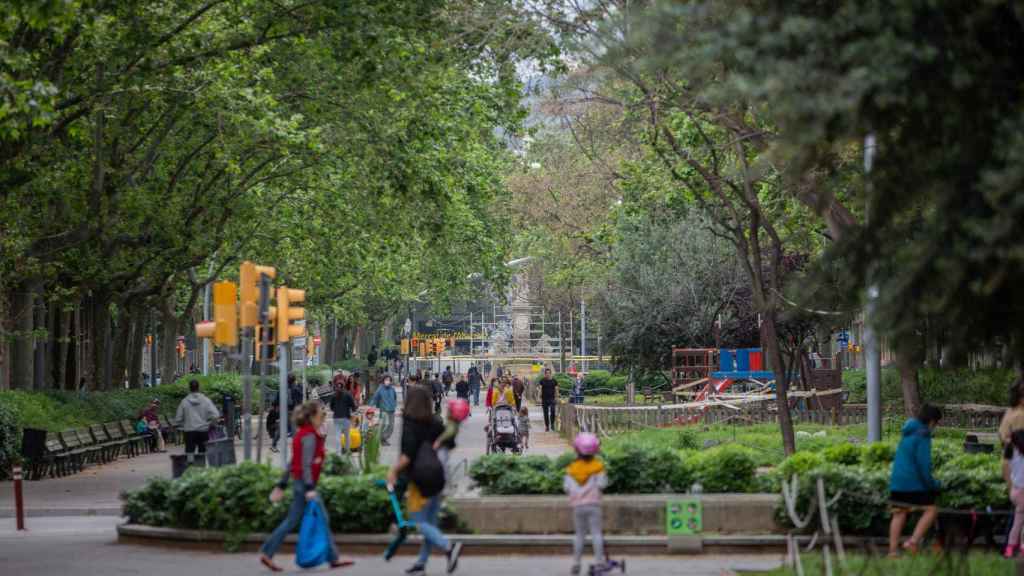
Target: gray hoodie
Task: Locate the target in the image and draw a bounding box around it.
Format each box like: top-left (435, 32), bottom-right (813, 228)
top-left (173, 392), bottom-right (220, 432)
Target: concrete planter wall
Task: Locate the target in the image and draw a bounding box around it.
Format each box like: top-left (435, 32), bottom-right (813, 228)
top-left (449, 494), bottom-right (783, 535)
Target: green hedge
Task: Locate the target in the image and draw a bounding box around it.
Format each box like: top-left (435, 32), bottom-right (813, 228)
top-left (469, 444), bottom-right (757, 496)
top-left (771, 442), bottom-right (1008, 534)
top-left (843, 367), bottom-right (1015, 406)
top-left (121, 462), bottom-right (392, 549)
top-left (0, 373), bottom-right (255, 478)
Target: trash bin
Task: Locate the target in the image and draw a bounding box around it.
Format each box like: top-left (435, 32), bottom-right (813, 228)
top-left (205, 437), bottom-right (236, 467)
top-left (171, 453), bottom-right (207, 478)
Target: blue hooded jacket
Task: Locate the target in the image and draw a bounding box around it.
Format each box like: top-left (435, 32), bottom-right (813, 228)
top-left (889, 418), bottom-right (939, 493)
top-left (369, 384), bottom-right (397, 413)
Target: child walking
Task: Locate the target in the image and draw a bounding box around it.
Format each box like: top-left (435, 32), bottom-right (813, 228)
top-left (1004, 430), bottom-right (1024, 557)
top-left (518, 407), bottom-right (531, 450)
top-left (564, 432), bottom-right (608, 575)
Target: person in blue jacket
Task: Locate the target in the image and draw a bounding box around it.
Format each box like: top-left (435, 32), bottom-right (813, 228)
top-left (370, 375), bottom-right (398, 446)
top-left (888, 404), bottom-right (942, 557)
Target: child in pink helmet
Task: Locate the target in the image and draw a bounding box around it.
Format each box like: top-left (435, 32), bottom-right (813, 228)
top-left (564, 432), bottom-right (608, 575)
top-left (434, 399), bottom-right (470, 468)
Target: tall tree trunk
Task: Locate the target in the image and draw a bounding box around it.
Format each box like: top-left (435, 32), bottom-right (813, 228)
top-left (89, 292), bottom-right (112, 390)
top-left (33, 288), bottom-right (46, 389)
top-left (763, 310), bottom-right (797, 455)
top-left (0, 288), bottom-right (9, 390)
top-left (127, 305), bottom-right (145, 388)
top-left (11, 282), bottom-right (37, 389)
top-left (49, 304), bottom-right (70, 389)
top-left (894, 336), bottom-right (924, 417)
top-left (111, 302), bottom-right (133, 390)
top-left (159, 303), bottom-right (180, 387)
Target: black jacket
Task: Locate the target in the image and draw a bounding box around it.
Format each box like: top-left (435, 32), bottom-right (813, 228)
top-left (539, 377), bottom-right (559, 403)
top-left (330, 390), bottom-right (357, 419)
top-left (455, 380), bottom-right (470, 399)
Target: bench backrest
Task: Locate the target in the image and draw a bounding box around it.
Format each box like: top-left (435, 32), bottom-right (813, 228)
top-left (59, 429), bottom-right (82, 450)
top-left (46, 432), bottom-right (64, 454)
top-left (120, 419), bottom-right (139, 436)
top-left (104, 422), bottom-right (125, 440)
top-left (75, 427), bottom-right (96, 446)
top-left (89, 424), bottom-right (110, 443)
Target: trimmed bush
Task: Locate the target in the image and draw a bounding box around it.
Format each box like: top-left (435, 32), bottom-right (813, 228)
top-left (778, 452), bottom-right (825, 480)
top-left (778, 463), bottom-right (890, 534)
top-left (860, 442), bottom-right (895, 469)
top-left (843, 367), bottom-right (1014, 406)
top-left (690, 445), bottom-right (757, 493)
top-left (121, 462), bottom-right (394, 547)
top-left (822, 444), bottom-right (863, 466)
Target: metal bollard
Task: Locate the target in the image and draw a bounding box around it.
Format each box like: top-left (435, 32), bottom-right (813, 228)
top-left (13, 465), bottom-right (25, 530)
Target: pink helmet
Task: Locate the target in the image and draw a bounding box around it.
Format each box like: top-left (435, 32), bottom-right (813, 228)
top-left (573, 432), bottom-right (600, 456)
top-left (448, 399), bottom-right (470, 422)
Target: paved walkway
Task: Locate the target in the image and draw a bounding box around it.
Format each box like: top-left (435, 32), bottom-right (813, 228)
top-left (0, 517), bottom-right (784, 575)
top-left (0, 392), bottom-right (570, 515)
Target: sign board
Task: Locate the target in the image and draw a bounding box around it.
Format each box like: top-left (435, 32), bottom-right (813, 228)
top-left (666, 499), bottom-right (702, 535)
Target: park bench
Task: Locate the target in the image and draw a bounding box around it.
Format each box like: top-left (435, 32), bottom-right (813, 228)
top-left (87, 424), bottom-right (121, 462)
top-left (119, 419), bottom-right (151, 455)
top-left (159, 415), bottom-right (181, 445)
top-left (27, 432), bottom-right (71, 480)
top-left (58, 429), bottom-right (96, 472)
top-left (92, 423), bottom-right (130, 461)
top-left (104, 421), bottom-right (139, 457)
top-left (74, 427), bottom-right (109, 465)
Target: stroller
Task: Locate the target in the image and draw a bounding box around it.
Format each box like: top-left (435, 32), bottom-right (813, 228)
top-left (487, 404), bottom-right (521, 454)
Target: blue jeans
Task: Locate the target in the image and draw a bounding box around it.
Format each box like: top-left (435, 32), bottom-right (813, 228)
top-left (411, 495), bottom-right (449, 566)
top-left (260, 482), bottom-right (339, 561)
top-left (471, 384), bottom-right (480, 406)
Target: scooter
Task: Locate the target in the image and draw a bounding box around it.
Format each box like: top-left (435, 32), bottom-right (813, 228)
top-left (589, 558), bottom-right (626, 576)
top-left (376, 480), bottom-right (415, 561)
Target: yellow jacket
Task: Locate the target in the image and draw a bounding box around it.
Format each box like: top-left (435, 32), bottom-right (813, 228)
top-left (490, 386), bottom-right (515, 407)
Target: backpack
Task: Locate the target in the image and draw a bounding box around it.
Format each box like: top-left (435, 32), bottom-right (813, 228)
top-left (410, 441), bottom-right (446, 497)
top-left (442, 372), bottom-right (453, 385)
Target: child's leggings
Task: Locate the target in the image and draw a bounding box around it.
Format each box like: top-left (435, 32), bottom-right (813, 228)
top-left (1010, 487), bottom-right (1024, 547)
top-left (573, 505), bottom-right (605, 566)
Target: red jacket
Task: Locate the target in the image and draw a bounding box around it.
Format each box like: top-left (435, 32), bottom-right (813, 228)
top-left (290, 425), bottom-right (326, 485)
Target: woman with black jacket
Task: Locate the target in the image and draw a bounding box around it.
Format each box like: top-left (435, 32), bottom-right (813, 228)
top-left (387, 386), bottom-right (463, 575)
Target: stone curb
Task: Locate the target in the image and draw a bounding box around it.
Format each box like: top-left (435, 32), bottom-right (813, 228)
top-left (116, 523), bottom-right (827, 554)
top-left (0, 507), bottom-right (123, 518)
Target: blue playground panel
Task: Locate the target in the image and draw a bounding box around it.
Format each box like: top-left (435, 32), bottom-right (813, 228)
top-left (711, 370), bottom-right (776, 381)
top-left (718, 348), bottom-right (762, 372)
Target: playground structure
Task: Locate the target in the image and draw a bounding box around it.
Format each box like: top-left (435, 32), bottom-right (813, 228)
top-left (671, 347), bottom-right (843, 412)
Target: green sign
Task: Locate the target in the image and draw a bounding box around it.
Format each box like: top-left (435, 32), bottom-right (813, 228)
top-left (666, 499), bottom-right (702, 535)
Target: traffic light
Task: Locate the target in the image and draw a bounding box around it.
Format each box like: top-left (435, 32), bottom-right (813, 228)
top-left (448, 337), bottom-right (456, 351)
top-left (400, 339), bottom-right (410, 355)
top-left (239, 261), bottom-right (276, 328)
top-left (418, 341), bottom-right (426, 357)
top-left (254, 324), bottom-right (277, 361)
top-left (435, 338), bottom-right (445, 355)
top-left (195, 281), bottom-right (239, 347)
top-left (276, 286), bottom-right (306, 343)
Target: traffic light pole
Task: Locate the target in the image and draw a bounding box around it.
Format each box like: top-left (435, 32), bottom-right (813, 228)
top-left (255, 274), bottom-right (273, 465)
top-left (240, 329), bottom-right (253, 461)
top-left (279, 344), bottom-right (289, 469)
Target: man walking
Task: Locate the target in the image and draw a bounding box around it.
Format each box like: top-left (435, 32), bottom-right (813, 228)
top-left (369, 375), bottom-right (398, 446)
top-left (173, 379), bottom-right (220, 458)
top-left (329, 380), bottom-right (357, 455)
top-left (442, 366), bottom-right (454, 397)
top-left (468, 366), bottom-right (483, 407)
top-left (539, 368), bottom-right (559, 432)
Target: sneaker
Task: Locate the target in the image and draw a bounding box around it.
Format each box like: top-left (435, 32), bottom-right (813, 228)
top-left (1005, 544), bottom-right (1019, 559)
top-left (446, 541), bottom-right (463, 573)
top-left (570, 565), bottom-right (581, 575)
top-left (405, 565), bottom-right (426, 576)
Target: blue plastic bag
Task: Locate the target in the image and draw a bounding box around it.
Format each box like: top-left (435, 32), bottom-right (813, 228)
top-left (296, 500), bottom-right (331, 568)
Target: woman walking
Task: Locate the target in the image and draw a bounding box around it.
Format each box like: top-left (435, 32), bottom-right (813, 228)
top-left (387, 386), bottom-right (463, 575)
top-left (259, 401), bottom-right (353, 572)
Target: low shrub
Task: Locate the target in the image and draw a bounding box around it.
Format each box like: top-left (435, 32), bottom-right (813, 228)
top-left (322, 454), bottom-right (356, 477)
top-left (843, 367), bottom-right (1014, 406)
top-left (822, 444), bottom-right (863, 466)
top-left (936, 453), bottom-right (1007, 510)
top-left (605, 446), bottom-right (691, 493)
top-left (860, 442), bottom-right (895, 469)
top-left (777, 452), bottom-right (825, 480)
top-left (673, 429), bottom-right (700, 451)
top-left (121, 462), bottom-right (395, 546)
top-left (778, 463), bottom-right (890, 534)
top-left (690, 445), bottom-right (756, 493)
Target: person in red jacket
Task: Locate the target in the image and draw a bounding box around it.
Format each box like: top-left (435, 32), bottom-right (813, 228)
top-left (259, 401), bottom-right (353, 572)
